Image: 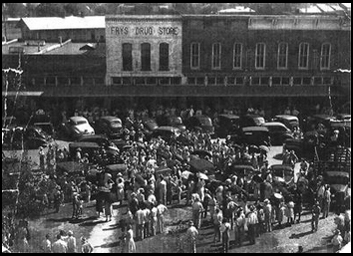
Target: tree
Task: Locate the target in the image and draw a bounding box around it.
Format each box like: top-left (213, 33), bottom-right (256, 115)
top-left (35, 3), bottom-right (66, 17)
top-left (3, 3), bottom-right (27, 18)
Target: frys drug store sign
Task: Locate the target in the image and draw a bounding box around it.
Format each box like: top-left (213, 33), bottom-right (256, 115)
top-left (110, 26), bottom-right (180, 36)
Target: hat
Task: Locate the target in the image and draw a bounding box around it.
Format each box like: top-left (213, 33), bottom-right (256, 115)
top-left (334, 130), bottom-right (339, 134)
top-left (117, 173), bottom-right (123, 177)
top-left (77, 147), bottom-right (82, 152)
top-left (315, 201), bottom-right (320, 205)
top-left (264, 199), bottom-right (270, 204)
top-left (68, 230), bottom-right (73, 236)
top-left (131, 192), bottom-right (136, 197)
top-left (188, 220), bottom-right (194, 226)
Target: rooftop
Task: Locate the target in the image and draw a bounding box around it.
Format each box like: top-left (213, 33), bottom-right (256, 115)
top-left (19, 16), bottom-right (105, 31)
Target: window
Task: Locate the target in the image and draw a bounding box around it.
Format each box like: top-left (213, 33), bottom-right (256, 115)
top-left (255, 43), bottom-right (266, 69)
top-left (112, 77), bottom-right (122, 85)
top-left (261, 77), bottom-right (269, 85)
top-left (159, 43), bottom-right (169, 71)
top-left (146, 77), bottom-right (157, 85)
top-left (212, 43), bottom-right (221, 69)
top-left (141, 43), bottom-right (151, 71)
top-left (94, 77), bottom-right (104, 85)
top-left (277, 43), bottom-right (288, 69)
top-left (197, 77), bottom-right (205, 85)
top-left (236, 77), bottom-right (244, 85)
top-left (233, 43), bottom-right (243, 69)
top-left (302, 77), bottom-right (311, 85)
top-left (190, 42), bottom-right (200, 69)
top-left (187, 77), bottom-right (196, 84)
top-left (57, 77), bottom-right (69, 85)
top-left (171, 77), bottom-right (181, 85)
top-left (122, 43), bottom-right (133, 71)
top-left (293, 77), bottom-right (302, 85)
top-left (46, 77), bottom-right (56, 85)
top-left (282, 77), bottom-right (289, 85)
top-left (159, 77), bottom-right (170, 85)
top-left (320, 43), bottom-right (331, 70)
top-left (298, 43), bottom-right (309, 69)
top-left (70, 77), bottom-right (81, 85)
top-left (323, 77), bottom-right (332, 85)
top-left (272, 77), bottom-right (281, 85)
top-left (252, 77), bottom-right (260, 85)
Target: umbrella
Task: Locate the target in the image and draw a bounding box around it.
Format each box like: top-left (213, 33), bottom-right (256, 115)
top-left (191, 150), bottom-right (212, 158)
top-left (259, 145), bottom-right (269, 153)
top-left (252, 175), bottom-right (263, 183)
top-left (122, 145), bottom-right (132, 150)
top-left (249, 145), bottom-right (259, 154)
top-left (197, 172), bottom-right (209, 180)
top-left (274, 192), bottom-right (284, 200)
top-left (181, 170), bottom-right (194, 180)
top-left (189, 159), bottom-right (215, 175)
top-left (155, 167), bottom-right (173, 176)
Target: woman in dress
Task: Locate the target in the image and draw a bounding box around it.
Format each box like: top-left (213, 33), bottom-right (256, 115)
top-left (126, 224), bottom-right (136, 253)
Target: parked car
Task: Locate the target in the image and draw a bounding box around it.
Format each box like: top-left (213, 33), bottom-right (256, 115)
top-left (215, 114), bottom-right (241, 138)
top-left (33, 122), bottom-right (55, 137)
top-left (262, 122), bottom-right (294, 146)
top-left (77, 134), bottom-right (120, 153)
top-left (238, 126), bottom-right (270, 146)
top-left (185, 115), bottom-right (214, 134)
top-left (283, 131), bottom-right (320, 160)
top-left (140, 117), bottom-right (159, 137)
top-left (272, 115), bottom-right (299, 131)
top-left (239, 114), bottom-right (265, 127)
top-left (94, 116), bottom-right (123, 139)
top-left (269, 164), bottom-right (295, 184)
top-left (302, 114), bottom-right (337, 132)
top-left (150, 126), bottom-right (181, 142)
top-left (157, 115), bottom-right (186, 132)
top-left (58, 116), bottom-right (95, 140)
top-left (324, 171), bottom-right (350, 213)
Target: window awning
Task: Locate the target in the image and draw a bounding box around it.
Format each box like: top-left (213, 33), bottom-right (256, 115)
top-left (2, 91), bottom-right (44, 97)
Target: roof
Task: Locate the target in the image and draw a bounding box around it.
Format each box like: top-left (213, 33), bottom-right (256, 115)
top-left (242, 126), bottom-right (269, 132)
top-left (101, 116), bottom-right (122, 122)
top-left (275, 115), bottom-right (299, 122)
top-left (263, 122), bottom-right (288, 127)
top-left (19, 16), bottom-right (105, 31)
top-left (218, 7), bottom-right (255, 14)
top-left (69, 116), bottom-right (88, 122)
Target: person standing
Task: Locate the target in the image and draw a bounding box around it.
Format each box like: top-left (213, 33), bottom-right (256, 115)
top-left (40, 234), bottom-right (52, 253)
top-left (143, 204), bottom-right (151, 238)
top-left (264, 199), bottom-right (272, 232)
top-left (220, 218), bottom-right (231, 253)
top-left (126, 224), bottom-right (136, 253)
top-left (116, 174), bottom-right (125, 206)
top-left (293, 188), bottom-right (303, 223)
top-left (192, 196), bottom-right (204, 229)
top-left (157, 203), bottom-right (168, 234)
top-left (322, 185), bottom-right (331, 219)
top-left (317, 182), bottom-right (325, 212)
top-left (52, 234), bottom-right (67, 253)
top-left (186, 220), bottom-right (199, 253)
top-left (67, 230), bottom-right (77, 253)
top-left (81, 237), bottom-right (93, 253)
top-left (150, 203), bottom-right (158, 236)
top-left (286, 199), bottom-right (295, 226)
top-left (234, 207), bottom-right (245, 247)
top-left (311, 201), bottom-right (321, 232)
top-left (331, 229), bottom-right (343, 253)
top-left (158, 175), bottom-right (167, 206)
top-left (135, 206), bottom-right (144, 240)
top-left (247, 205), bottom-right (258, 245)
top-left (278, 202), bottom-right (286, 228)
top-left (39, 146), bottom-right (45, 171)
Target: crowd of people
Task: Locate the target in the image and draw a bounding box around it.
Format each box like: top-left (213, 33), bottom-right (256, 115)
top-left (2, 102), bottom-right (351, 253)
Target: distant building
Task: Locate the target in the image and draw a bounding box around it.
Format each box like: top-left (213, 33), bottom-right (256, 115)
top-left (17, 16), bottom-right (106, 42)
top-left (2, 18), bottom-right (21, 41)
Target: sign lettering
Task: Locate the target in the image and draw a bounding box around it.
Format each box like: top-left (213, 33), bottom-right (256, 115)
top-left (110, 26), bottom-right (180, 36)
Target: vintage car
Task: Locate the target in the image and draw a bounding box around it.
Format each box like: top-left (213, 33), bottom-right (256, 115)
top-left (324, 171), bottom-right (350, 213)
top-left (215, 114), bottom-right (241, 138)
top-left (149, 126), bottom-right (181, 142)
top-left (58, 116), bottom-right (95, 140)
top-left (239, 126), bottom-right (270, 146)
top-left (239, 114), bottom-right (265, 127)
top-left (262, 122), bottom-right (294, 146)
top-left (272, 115), bottom-right (299, 131)
top-left (2, 126), bottom-right (49, 150)
top-left (185, 115), bottom-right (215, 134)
top-left (94, 116), bottom-right (123, 139)
top-left (269, 164), bottom-right (295, 184)
top-left (156, 115), bottom-right (186, 132)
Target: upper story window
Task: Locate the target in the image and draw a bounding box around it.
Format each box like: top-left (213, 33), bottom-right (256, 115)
top-left (141, 43), bottom-right (151, 71)
top-left (255, 43), bottom-right (266, 70)
top-left (320, 43), bottom-right (331, 70)
top-left (159, 43), bottom-right (169, 71)
top-left (122, 43), bottom-right (133, 71)
top-left (233, 43), bottom-right (243, 70)
top-left (298, 42), bottom-right (309, 70)
top-left (190, 42), bottom-right (200, 69)
top-left (277, 43), bottom-right (288, 70)
top-left (212, 43), bottom-right (221, 70)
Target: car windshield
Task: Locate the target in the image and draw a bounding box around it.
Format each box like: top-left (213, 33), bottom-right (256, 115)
top-left (171, 117), bottom-right (182, 124)
top-left (76, 120), bottom-right (87, 125)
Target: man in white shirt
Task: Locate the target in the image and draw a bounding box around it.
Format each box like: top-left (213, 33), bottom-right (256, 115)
top-left (186, 220), bottom-right (199, 253)
top-left (52, 234), bottom-right (67, 253)
top-left (67, 230), bottom-right (77, 253)
top-left (135, 207), bottom-right (145, 241)
top-left (40, 234), bottom-right (52, 253)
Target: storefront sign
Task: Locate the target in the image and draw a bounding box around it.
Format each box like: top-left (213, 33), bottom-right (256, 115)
top-left (110, 26), bottom-right (180, 36)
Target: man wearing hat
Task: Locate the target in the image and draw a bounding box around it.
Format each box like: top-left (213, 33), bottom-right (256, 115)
top-left (322, 185), bottom-right (331, 219)
top-left (311, 201), bottom-right (321, 232)
top-left (186, 220), bottom-right (199, 253)
top-left (331, 229), bottom-right (343, 252)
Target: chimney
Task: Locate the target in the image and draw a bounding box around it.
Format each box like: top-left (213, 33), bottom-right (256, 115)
top-left (59, 36), bottom-right (62, 45)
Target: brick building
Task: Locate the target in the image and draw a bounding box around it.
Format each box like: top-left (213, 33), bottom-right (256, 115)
top-left (2, 12), bottom-right (351, 118)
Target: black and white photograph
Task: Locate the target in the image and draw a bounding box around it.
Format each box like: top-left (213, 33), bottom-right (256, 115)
top-left (2, 3), bottom-right (351, 253)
